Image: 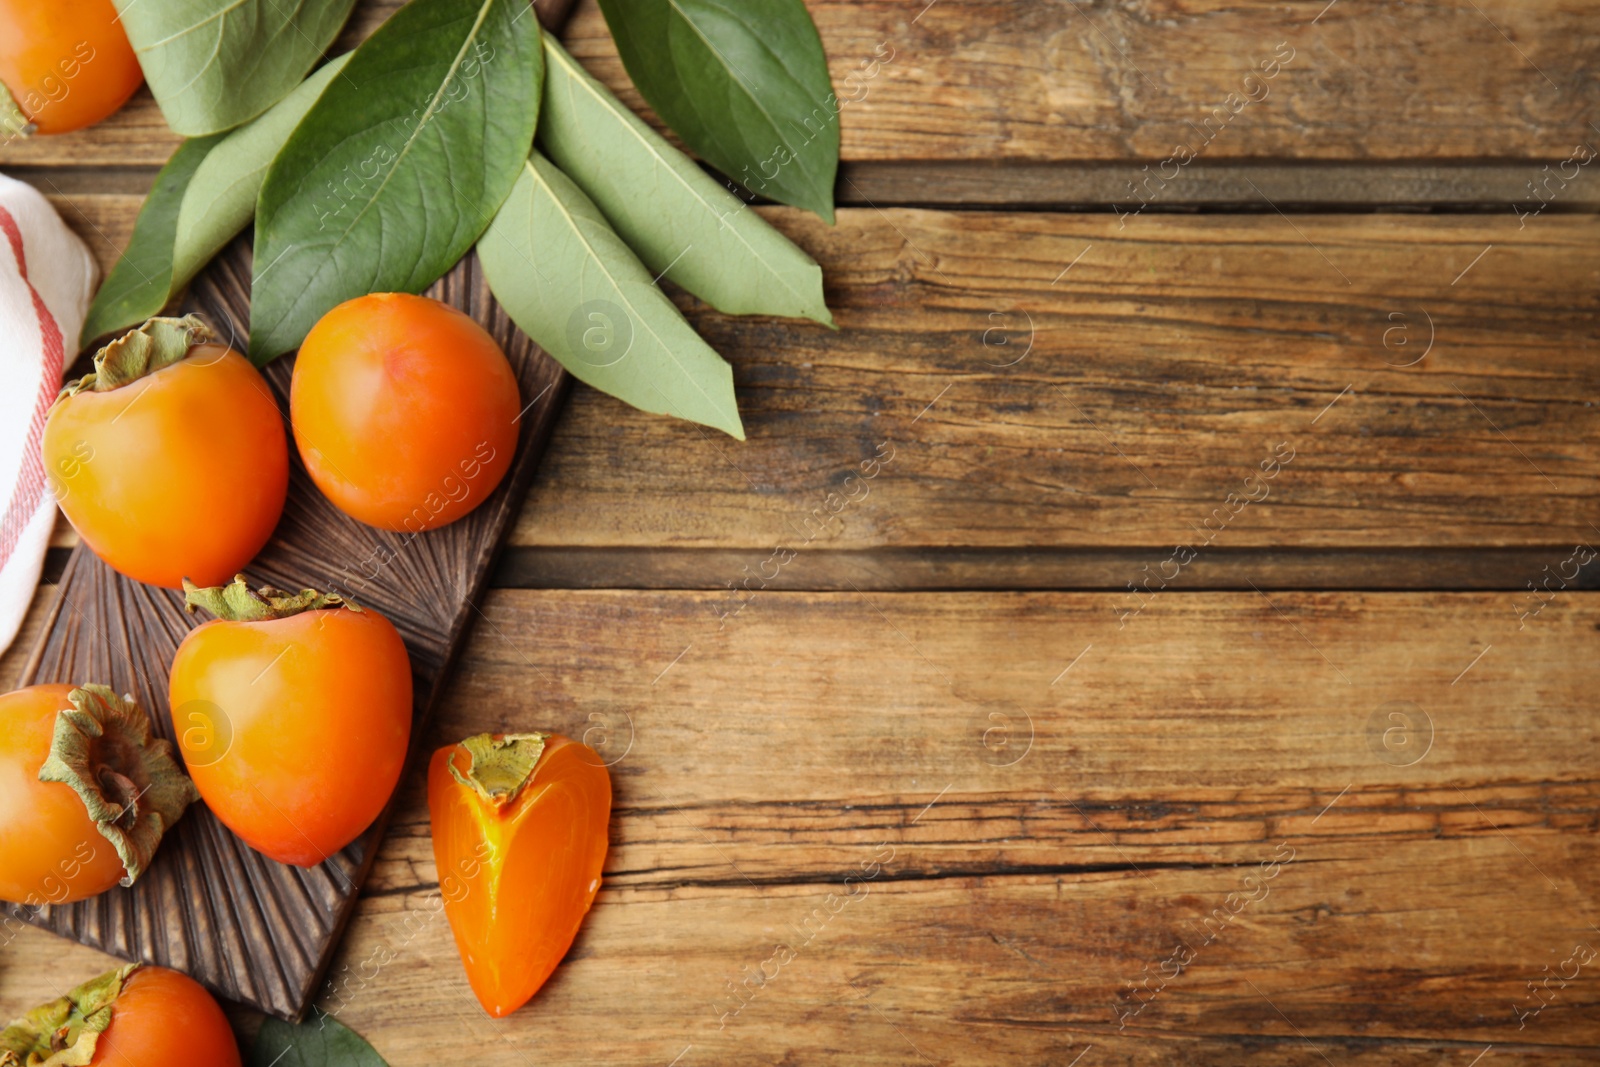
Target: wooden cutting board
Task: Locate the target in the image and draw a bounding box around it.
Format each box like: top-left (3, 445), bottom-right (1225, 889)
top-left (8, 238), bottom-right (567, 1018)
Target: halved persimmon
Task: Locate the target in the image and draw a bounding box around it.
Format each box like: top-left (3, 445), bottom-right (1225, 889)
top-left (427, 733), bottom-right (611, 1016)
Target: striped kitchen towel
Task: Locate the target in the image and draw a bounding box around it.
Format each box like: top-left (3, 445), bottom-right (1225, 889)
top-left (0, 173), bottom-right (97, 656)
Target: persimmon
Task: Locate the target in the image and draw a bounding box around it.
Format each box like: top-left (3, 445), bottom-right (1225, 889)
top-left (171, 576), bottom-right (413, 868)
top-left (0, 0), bottom-right (143, 136)
top-left (0, 963), bottom-right (240, 1067)
top-left (43, 316), bottom-right (289, 591)
top-left (0, 683), bottom-right (197, 907)
top-left (428, 733), bottom-right (611, 1017)
top-left (290, 293), bottom-right (520, 534)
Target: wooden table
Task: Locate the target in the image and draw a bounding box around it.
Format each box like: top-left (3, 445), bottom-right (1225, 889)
top-left (5, 1), bottom-right (1599, 1063)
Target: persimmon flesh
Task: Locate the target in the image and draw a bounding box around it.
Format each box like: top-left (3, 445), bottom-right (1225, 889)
top-left (0, 0), bottom-right (144, 135)
top-left (428, 733), bottom-right (611, 1016)
top-left (291, 293), bottom-right (520, 533)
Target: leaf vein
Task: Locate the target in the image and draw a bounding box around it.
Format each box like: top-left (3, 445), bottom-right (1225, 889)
top-left (524, 158), bottom-right (733, 422)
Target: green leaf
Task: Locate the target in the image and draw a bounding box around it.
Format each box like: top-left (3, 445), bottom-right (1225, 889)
top-left (479, 152), bottom-right (745, 439)
top-left (112, 0), bottom-right (357, 136)
top-left (248, 1014), bottom-right (389, 1067)
top-left (596, 0), bottom-right (839, 223)
top-left (539, 38), bottom-right (831, 327)
top-left (250, 0), bottom-right (543, 364)
top-left (79, 133), bottom-right (225, 350)
top-left (77, 57), bottom-right (351, 350)
top-left (171, 55), bottom-right (352, 298)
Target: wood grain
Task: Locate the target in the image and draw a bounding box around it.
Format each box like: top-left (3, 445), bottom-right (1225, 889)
top-left (2, 0), bottom-right (1595, 1059)
top-left (6, 238), bottom-right (567, 1021)
top-left (6, 0), bottom-right (1597, 171)
top-left (5, 589), bottom-right (1597, 1060)
top-left (264, 589), bottom-right (1600, 1062)
top-left (0, 585), bottom-right (56, 694)
top-left (369, 588), bottom-right (1598, 881)
top-left (326, 846), bottom-right (1600, 1065)
top-left (493, 545), bottom-right (1600, 592)
top-left (520, 208), bottom-right (1600, 553)
top-left (32, 199), bottom-right (1600, 560)
top-left (37, 192), bottom-right (137, 284)
top-left (27, 158), bottom-right (1600, 213)
top-left (565, 0), bottom-right (1600, 165)
top-left (837, 160), bottom-right (1600, 212)
top-left (53, 541), bottom-right (1600, 595)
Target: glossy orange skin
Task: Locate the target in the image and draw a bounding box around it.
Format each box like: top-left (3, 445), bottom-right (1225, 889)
top-left (428, 735), bottom-right (611, 1016)
top-left (291, 293), bottom-right (519, 533)
top-left (0, 684), bottom-right (125, 906)
top-left (44, 345), bottom-right (289, 590)
top-left (0, 0), bottom-right (143, 135)
top-left (94, 966), bottom-right (241, 1067)
top-left (170, 608), bottom-right (412, 867)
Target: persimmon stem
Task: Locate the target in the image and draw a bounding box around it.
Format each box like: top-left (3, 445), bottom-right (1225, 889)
top-left (0, 83), bottom-right (32, 141)
top-left (449, 733), bottom-right (549, 807)
top-left (0, 963), bottom-right (138, 1065)
top-left (57, 315), bottom-right (215, 399)
top-left (183, 575), bottom-right (356, 621)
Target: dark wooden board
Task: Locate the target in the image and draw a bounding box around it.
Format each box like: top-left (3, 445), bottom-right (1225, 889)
top-left (6, 236), bottom-right (568, 1020)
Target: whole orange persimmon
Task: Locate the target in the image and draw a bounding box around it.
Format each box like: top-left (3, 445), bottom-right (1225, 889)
top-left (43, 316), bottom-right (289, 590)
top-left (171, 577), bottom-right (413, 868)
top-left (0, 963), bottom-right (240, 1067)
top-left (0, 0), bottom-right (144, 135)
top-left (0, 683), bottom-right (197, 907)
top-left (290, 293), bottom-right (520, 534)
top-left (428, 732), bottom-right (611, 1017)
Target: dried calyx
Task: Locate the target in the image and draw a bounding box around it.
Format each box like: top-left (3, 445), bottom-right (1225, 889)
top-left (183, 574), bottom-right (356, 621)
top-left (38, 686), bottom-right (199, 888)
top-left (449, 733), bottom-right (550, 807)
top-left (57, 315), bottom-right (215, 400)
top-left (0, 963), bottom-right (138, 1067)
top-left (0, 84), bottom-right (33, 141)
